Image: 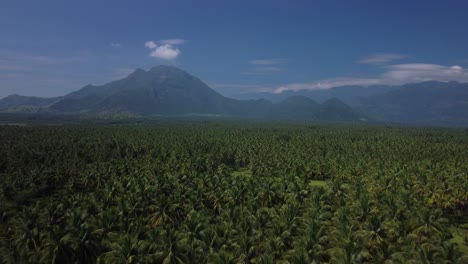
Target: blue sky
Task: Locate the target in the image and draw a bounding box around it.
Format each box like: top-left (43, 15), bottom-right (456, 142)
top-left (1, 0), bottom-right (468, 98)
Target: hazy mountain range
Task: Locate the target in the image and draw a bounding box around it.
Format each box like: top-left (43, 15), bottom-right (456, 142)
top-left (1, 66), bottom-right (467, 126)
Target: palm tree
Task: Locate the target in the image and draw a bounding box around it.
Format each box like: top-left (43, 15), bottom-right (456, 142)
top-left (146, 227), bottom-right (189, 264)
top-left (181, 212), bottom-right (207, 262)
top-left (327, 225), bottom-right (360, 264)
top-left (207, 249), bottom-right (239, 264)
top-left (327, 207), bottom-right (361, 264)
top-left (356, 214), bottom-right (387, 251)
top-left (100, 233), bottom-right (145, 264)
top-left (147, 204), bottom-right (175, 228)
top-left (10, 207), bottom-right (43, 260)
top-left (39, 232), bottom-right (76, 264)
top-left (73, 223), bottom-right (100, 264)
top-left (434, 241), bottom-right (462, 264)
top-left (411, 207), bottom-right (447, 241)
top-left (414, 243), bottom-right (439, 264)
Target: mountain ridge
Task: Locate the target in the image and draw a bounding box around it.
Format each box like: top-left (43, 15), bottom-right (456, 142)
top-left (2, 66), bottom-right (467, 125)
top-left (0, 66), bottom-right (362, 122)
top-left (356, 81), bottom-right (468, 126)
top-left (0, 94), bottom-right (62, 112)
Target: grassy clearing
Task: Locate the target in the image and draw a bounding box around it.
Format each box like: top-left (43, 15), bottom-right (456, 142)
top-left (231, 168), bottom-right (252, 178)
top-left (450, 227), bottom-right (468, 255)
top-left (309, 180), bottom-right (328, 187)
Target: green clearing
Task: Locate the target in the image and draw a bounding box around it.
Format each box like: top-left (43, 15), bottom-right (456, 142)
top-left (230, 167), bottom-right (252, 178)
top-left (309, 180), bottom-right (328, 187)
top-left (451, 227), bottom-right (468, 255)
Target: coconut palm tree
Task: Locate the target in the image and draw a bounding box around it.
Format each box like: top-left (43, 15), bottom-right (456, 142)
top-left (146, 227), bottom-right (189, 264)
top-left (100, 233), bottom-right (146, 264)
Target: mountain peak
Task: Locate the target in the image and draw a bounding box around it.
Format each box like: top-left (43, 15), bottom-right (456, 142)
top-left (133, 68), bottom-right (146, 74)
top-left (149, 65), bottom-right (185, 73)
top-left (281, 95), bottom-right (317, 104)
top-left (5, 94), bottom-right (21, 99)
top-left (318, 98), bottom-right (358, 121)
top-left (144, 65), bottom-right (196, 83)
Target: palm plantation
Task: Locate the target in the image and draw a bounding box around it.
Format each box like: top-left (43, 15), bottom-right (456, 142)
top-left (0, 122), bottom-right (467, 263)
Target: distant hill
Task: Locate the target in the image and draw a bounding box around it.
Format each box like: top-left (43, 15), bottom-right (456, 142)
top-left (318, 98), bottom-right (360, 121)
top-left (231, 81), bottom-right (468, 126)
top-left (0, 66), bottom-right (361, 122)
top-left (0, 94), bottom-right (61, 112)
top-left (356, 81), bottom-right (468, 126)
top-left (231, 85), bottom-right (400, 104)
top-left (270, 96), bottom-right (320, 120)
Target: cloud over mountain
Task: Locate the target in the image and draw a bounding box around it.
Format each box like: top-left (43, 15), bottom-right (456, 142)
top-left (145, 39), bottom-right (186, 60)
top-left (274, 63), bottom-right (468, 93)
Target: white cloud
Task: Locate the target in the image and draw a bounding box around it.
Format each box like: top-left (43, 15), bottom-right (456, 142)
top-left (259, 67), bottom-right (282, 72)
top-left (359, 53), bottom-right (407, 65)
top-left (145, 41), bottom-right (157, 49)
top-left (242, 67), bottom-right (282, 75)
top-left (244, 58), bottom-right (284, 74)
top-left (211, 83), bottom-right (272, 92)
top-left (274, 63), bottom-right (468, 93)
top-left (250, 59), bottom-right (282, 65)
top-left (208, 82), bottom-right (273, 96)
top-left (274, 78), bottom-right (382, 94)
top-left (149, 44), bottom-right (180, 60)
top-left (382, 63), bottom-right (467, 83)
top-left (160, 39), bottom-right (186, 45)
top-left (145, 39), bottom-right (185, 60)
top-left (110, 42), bottom-right (122, 48)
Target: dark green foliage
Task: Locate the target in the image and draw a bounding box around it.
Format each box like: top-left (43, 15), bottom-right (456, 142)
top-left (0, 122), bottom-right (467, 263)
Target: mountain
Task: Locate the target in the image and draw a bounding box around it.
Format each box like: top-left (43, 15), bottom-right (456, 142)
top-left (318, 98), bottom-right (360, 121)
top-left (356, 81), bottom-right (468, 126)
top-left (0, 94), bottom-right (61, 112)
top-left (50, 66), bottom-right (227, 115)
top-left (268, 96), bottom-right (359, 121)
top-left (231, 85), bottom-right (400, 104)
top-left (2, 67), bottom-right (467, 125)
top-left (231, 81), bottom-right (468, 126)
top-left (270, 96), bottom-right (320, 119)
top-left (0, 66), bottom-right (362, 122)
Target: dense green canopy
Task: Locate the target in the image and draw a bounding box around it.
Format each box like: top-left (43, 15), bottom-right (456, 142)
top-left (0, 122), bottom-right (467, 263)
